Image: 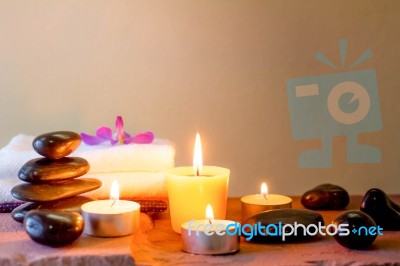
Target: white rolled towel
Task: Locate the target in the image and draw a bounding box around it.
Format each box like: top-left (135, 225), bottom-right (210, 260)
top-left (0, 134), bottom-right (175, 177)
top-left (83, 172), bottom-right (168, 200)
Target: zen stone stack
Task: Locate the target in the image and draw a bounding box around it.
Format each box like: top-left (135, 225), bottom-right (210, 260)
top-left (9, 131), bottom-right (101, 246)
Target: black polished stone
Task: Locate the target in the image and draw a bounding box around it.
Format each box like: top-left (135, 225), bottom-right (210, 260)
top-left (24, 210), bottom-right (84, 246)
top-left (18, 157), bottom-right (89, 183)
top-left (33, 131), bottom-right (81, 159)
top-left (301, 184), bottom-right (349, 210)
top-left (11, 178), bottom-right (101, 202)
top-left (332, 210), bottom-right (378, 249)
top-left (360, 188), bottom-right (400, 230)
top-left (11, 196), bottom-right (93, 223)
top-left (241, 209), bottom-right (324, 242)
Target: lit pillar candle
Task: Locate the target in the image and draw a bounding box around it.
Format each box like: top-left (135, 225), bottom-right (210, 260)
top-left (81, 180), bottom-right (140, 237)
top-left (181, 204), bottom-right (239, 255)
top-left (241, 182), bottom-right (292, 220)
top-left (166, 133), bottom-right (230, 233)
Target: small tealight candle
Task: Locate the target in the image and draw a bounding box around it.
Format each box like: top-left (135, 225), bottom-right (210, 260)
top-left (241, 182), bottom-right (292, 220)
top-left (181, 204), bottom-right (240, 255)
top-left (81, 180), bottom-right (140, 237)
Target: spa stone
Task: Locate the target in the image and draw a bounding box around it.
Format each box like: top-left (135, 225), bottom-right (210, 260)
top-left (242, 209), bottom-right (324, 242)
top-left (360, 188), bottom-right (400, 230)
top-left (301, 184), bottom-right (349, 210)
top-left (24, 210), bottom-right (84, 246)
top-left (332, 210), bottom-right (378, 249)
top-left (18, 157), bottom-right (89, 183)
top-left (11, 178), bottom-right (101, 202)
top-left (11, 196), bottom-right (93, 223)
top-left (33, 131), bottom-right (81, 159)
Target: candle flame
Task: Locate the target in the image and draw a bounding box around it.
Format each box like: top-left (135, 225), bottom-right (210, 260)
top-left (261, 182), bottom-right (268, 199)
top-left (193, 132), bottom-right (203, 176)
top-left (110, 180), bottom-right (120, 201)
top-left (205, 204), bottom-right (214, 221)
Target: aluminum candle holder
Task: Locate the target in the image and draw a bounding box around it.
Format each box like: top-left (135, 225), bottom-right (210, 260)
top-left (241, 194), bottom-right (292, 220)
top-left (181, 219), bottom-right (240, 255)
top-left (81, 200), bottom-right (140, 237)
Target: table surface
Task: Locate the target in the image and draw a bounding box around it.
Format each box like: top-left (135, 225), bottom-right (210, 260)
top-left (1, 196), bottom-right (400, 266)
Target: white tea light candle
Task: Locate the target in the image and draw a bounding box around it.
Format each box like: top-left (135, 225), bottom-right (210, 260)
top-left (181, 204), bottom-right (239, 255)
top-left (81, 180), bottom-right (140, 237)
top-left (241, 182), bottom-right (292, 220)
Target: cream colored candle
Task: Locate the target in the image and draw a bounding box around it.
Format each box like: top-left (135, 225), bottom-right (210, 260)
top-left (167, 166), bottom-right (229, 233)
top-left (181, 204), bottom-right (239, 255)
top-left (166, 133), bottom-right (230, 233)
top-left (241, 182), bottom-right (292, 220)
top-left (81, 199), bottom-right (140, 237)
top-left (81, 180), bottom-right (141, 237)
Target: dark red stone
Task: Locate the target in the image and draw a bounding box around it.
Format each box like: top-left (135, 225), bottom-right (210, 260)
top-left (301, 184), bottom-right (349, 210)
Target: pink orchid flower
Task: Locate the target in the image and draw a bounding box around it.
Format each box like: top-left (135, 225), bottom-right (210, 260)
top-left (81, 116), bottom-right (154, 145)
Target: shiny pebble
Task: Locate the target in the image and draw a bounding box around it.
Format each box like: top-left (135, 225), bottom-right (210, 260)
top-left (360, 188), bottom-right (400, 230)
top-left (18, 157), bottom-right (89, 183)
top-left (301, 184), bottom-right (349, 210)
top-left (332, 210), bottom-right (378, 249)
top-left (24, 210), bottom-right (84, 246)
top-left (33, 131), bottom-right (81, 159)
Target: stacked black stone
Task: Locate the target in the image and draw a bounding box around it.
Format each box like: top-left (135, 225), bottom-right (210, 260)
top-left (10, 131), bottom-right (101, 246)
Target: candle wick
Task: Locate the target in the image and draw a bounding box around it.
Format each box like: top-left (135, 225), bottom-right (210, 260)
top-left (263, 194), bottom-right (268, 200)
top-left (196, 168), bottom-right (199, 176)
top-left (208, 219), bottom-right (212, 224)
top-left (111, 200), bottom-right (116, 208)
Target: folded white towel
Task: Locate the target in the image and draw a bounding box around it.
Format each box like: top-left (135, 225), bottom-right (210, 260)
top-left (78, 140), bottom-right (175, 173)
top-left (0, 134), bottom-right (173, 203)
top-left (0, 134), bottom-right (175, 176)
top-left (83, 172), bottom-right (167, 199)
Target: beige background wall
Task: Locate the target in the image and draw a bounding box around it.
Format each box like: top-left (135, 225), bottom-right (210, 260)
top-left (0, 0), bottom-right (399, 196)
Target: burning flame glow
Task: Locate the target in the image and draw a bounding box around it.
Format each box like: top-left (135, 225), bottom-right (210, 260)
top-left (110, 180), bottom-right (120, 201)
top-left (193, 132), bottom-right (203, 176)
top-left (261, 182), bottom-right (268, 198)
top-left (205, 204), bottom-right (214, 220)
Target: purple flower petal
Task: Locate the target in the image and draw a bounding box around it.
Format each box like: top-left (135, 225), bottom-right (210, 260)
top-left (116, 116), bottom-right (123, 129)
top-left (81, 116), bottom-right (152, 146)
top-left (96, 126), bottom-right (113, 140)
top-left (115, 116), bottom-right (124, 144)
top-left (81, 133), bottom-right (107, 145)
top-left (127, 131), bottom-right (154, 144)
top-left (123, 138), bottom-right (132, 144)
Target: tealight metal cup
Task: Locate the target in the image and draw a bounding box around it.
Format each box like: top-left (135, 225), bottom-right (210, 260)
top-left (241, 195), bottom-right (292, 221)
top-left (181, 220), bottom-right (240, 255)
top-left (81, 200), bottom-right (140, 237)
